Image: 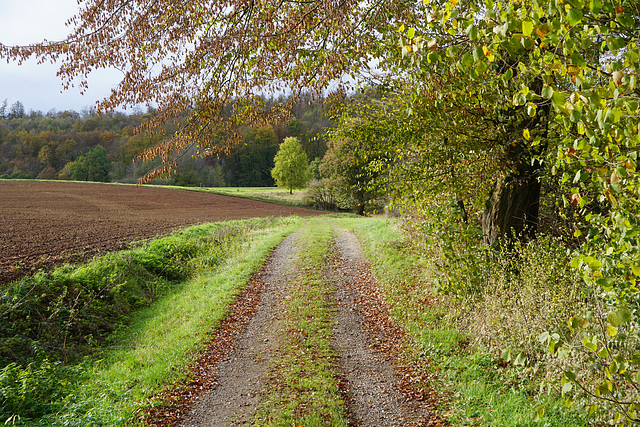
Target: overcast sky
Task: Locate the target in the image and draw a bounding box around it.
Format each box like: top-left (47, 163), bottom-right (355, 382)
top-left (0, 0), bottom-right (121, 113)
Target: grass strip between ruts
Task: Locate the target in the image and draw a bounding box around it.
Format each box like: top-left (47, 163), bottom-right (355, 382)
top-left (252, 217), bottom-right (349, 427)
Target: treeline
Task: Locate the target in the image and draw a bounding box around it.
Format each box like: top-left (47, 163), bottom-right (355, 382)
top-left (0, 96), bottom-right (331, 187)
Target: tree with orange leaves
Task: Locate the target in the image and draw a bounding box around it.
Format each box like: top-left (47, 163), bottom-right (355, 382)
top-left (0, 0), bottom-right (421, 182)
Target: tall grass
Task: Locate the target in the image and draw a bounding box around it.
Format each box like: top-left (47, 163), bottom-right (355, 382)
top-left (1, 216), bottom-right (300, 426)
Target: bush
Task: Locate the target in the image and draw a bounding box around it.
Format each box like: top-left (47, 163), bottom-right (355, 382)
top-left (305, 178), bottom-right (340, 210)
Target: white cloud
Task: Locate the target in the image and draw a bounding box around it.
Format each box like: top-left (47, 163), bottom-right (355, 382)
top-left (0, 0), bottom-right (121, 112)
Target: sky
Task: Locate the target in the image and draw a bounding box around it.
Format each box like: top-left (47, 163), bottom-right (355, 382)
top-left (0, 0), bottom-right (122, 113)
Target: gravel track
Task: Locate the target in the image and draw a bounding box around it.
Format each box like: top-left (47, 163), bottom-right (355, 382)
top-left (179, 230), bottom-right (301, 426)
top-left (154, 221), bottom-right (443, 426)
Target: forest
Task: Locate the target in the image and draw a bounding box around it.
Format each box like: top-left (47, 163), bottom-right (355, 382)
top-left (0, 96), bottom-right (330, 188)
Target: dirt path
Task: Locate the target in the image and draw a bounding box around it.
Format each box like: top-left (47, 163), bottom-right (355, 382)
top-left (332, 227), bottom-right (434, 426)
top-left (179, 230), bottom-right (301, 426)
top-left (150, 220), bottom-right (443, 426)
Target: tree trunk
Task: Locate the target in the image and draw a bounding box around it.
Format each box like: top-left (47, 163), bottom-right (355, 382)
top-left (482, 76), bottom-right (549, 246)
top-left (482, 159), bottom-right (541, 245)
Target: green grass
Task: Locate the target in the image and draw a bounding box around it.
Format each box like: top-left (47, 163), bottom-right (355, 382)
top-left (332, 216), bottom-right (589, 427)
top-left (252, 217), bottom-right (348, 427)
top-left (1, 216), bottom-right (302, 426)
top-left (166, 185), bottom-right (313, 208)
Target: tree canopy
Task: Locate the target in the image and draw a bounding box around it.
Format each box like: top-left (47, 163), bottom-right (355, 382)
top-left (0, 0), bottom-right (417, 181)
top-left (271, 136), bottom-right (309, 194)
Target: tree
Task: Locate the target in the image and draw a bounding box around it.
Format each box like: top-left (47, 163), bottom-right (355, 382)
top-left (8, 101), bottom-right (25, 119)
top-left (271, 137), bottom-right (309, 194)
top-left (67, 145), bottom-right (112, 182)
top-left (396, 0), bottom-right (640, 420)
top-left (0, 0), bottom-right (416, 182)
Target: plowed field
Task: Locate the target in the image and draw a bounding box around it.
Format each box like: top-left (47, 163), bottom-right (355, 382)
top-left (0, 181), bottom-right (322, 286)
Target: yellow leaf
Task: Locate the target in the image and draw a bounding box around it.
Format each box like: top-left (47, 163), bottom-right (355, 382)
top-left (523, 128), bottom-right (531, 140)
top-left (536, 24), bottom-right (550, 37)
top-left (399, 24), bottom-right (405, 33)
top-left (567, 65), bottom-right (581, 75)
top-left (482, 45), bottom-right (490, 56)
top-left (606, 324), bottom-right (618, 337)
top-left (632, 263), bottom-right (640, 276)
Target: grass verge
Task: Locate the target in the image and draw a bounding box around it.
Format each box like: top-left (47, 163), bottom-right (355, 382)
top-left (1, 216), bottom-right (301, 426)
top-left (252, 217), bottom-right (348, 427)
top-left (157, 185), bottom-right (314, 209)
top-left (332, 216), bottom-right (589, 427)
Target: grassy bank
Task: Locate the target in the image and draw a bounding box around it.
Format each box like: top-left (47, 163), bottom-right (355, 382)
top-left (332, 216), bottom-right (588, 426)
top-left (1, 216), bottom-right (300, 426)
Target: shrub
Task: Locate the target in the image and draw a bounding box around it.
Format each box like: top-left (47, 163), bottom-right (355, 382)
top-left (0, 359), bottom-right (80, 422)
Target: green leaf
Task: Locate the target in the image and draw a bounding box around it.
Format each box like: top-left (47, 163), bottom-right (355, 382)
top-left (461, 53), bottom-right (474, 68)
top-left (565, 370), bottom-right (577, 381)
top-left (472, 46), bottom-right (484, 62)
top-left (596, 277), bottom-right (616, 291)
top-left (493, 22), bottom-right (508, 36)
top-left (541, 86), bottom-right (554, 99)
top-left (552, 92), bottom-right (567, 109)
top-left (532, 406), bottom-right (545, 421)
top-left (606, 324), bottom-right (618, 337)
top-left (582, 337), bottom-right (597, 352)
top-left (514, 93), bottom-right (527, 106)
top-left (609, 311), bottom-right (622, 327)
top-left (567, 8), bottom-right (583, 26)
top-left (467, 24), bottom-right (478, 41)
top-left (522, 20), bottom-right (534, 37)
top-left (617, 307), bottom-right (632, 324)
top-left (407, 27), bottom-right (416, 39)
top-left (598, 347), bottom-right (610, 359)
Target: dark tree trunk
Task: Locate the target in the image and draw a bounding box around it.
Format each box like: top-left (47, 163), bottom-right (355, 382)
top-left (482, 160), bottom-right (541, 245)
top-left (482, 76), bottom-right (549, 246)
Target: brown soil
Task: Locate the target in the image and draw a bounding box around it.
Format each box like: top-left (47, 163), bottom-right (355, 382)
top-left (0, 180), bottom-right (322, 286)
